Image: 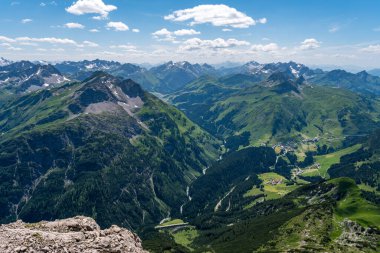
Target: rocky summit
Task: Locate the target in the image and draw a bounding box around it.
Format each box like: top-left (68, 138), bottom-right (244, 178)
top-left (0, 216), bottom-right (147, 253)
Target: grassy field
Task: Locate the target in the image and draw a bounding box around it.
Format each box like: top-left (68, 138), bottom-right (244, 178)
top-left (332, 178), bottom-right (380, 229)
top-left (244, 172), bottom-right (300, 208)
top-left (158, 218), bottom-right (185, 226)
top-left (358, 183), bottom-right (380, 195)
top-left (302, 144), bottom-right (361, 178)
top-left (171, 227), bottom-right (199, 251)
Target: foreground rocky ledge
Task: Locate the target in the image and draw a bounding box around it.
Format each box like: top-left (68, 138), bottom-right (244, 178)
top-left (0, 216), bottom-right (148, 253)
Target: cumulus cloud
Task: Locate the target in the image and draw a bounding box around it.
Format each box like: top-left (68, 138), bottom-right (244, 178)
top-left (132, 28), bottom-right (140, 33)
top-left (64, 22), bottom-right (85, 29)
top-left (360, 44), bottom-right (380, 53)
top-left (222, 28), bottom-right (232, 32)
top-left (173, 29), bottom-right (200, 36)
top-left (179, 38), bottom-right (250, 51)
top-left (152, 28), bottom-right (175, 42)
top-left (299, 38), bottom-right (321, 50)
top-left (152, 28), bottom-right (172, 37)
top-left (164, 4), bottom-right (266, 28)
top-left (251, 43), bottom-right (279, 52)
top-left (89, 29), bottom-right (99, 32)
top-left (152, 28), bottom-right (200, 42)
top-left (21, 19), bottom-right (32, 24)
top-left (66, 0), bottom-right (117, 19)
top-left (106, 21), bottom-right (129, 31)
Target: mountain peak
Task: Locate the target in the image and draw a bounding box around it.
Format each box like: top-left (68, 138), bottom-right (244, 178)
top-left (68, 73), bottom-right (146, 115)
top-left (0, 57), bottom-right (12, 66)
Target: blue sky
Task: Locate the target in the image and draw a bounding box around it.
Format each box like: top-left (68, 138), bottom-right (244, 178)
top-left (0, 0), bottom-right (379, 69)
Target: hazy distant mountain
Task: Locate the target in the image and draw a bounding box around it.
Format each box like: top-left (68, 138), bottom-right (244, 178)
top-left (0, 61), bottom-right (69, 93)
top-left (309, 69), bottom-right (380, 95)
top-left (149, 61), bottom-right (218, 93)
top-left (54, 59), bottom-right (161, 91)
top-left (219, 61), bottom-right (322, 78)
top-left (0, 57), bottom-right (12, 67)
top-left (369, 68), bottom-right (380, 77)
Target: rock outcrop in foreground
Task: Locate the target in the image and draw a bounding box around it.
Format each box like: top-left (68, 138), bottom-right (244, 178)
top-left (0, 216), bottom-right (148, 253)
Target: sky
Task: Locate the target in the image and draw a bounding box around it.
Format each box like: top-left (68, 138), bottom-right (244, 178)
top-left (0, 0), bottom-right (379, 69)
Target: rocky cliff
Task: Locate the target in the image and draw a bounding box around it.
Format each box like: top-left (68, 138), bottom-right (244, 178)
top-left (0, 216), bottom-right (147, 253)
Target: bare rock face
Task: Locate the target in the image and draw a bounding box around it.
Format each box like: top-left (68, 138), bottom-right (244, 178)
top-left (0, 216), bottom-right (148, 253)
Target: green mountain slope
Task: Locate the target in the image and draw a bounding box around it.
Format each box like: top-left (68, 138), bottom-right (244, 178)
top-left (0, 72), bottom-right (220, 229)
top-left (169, 74), bottom-right (380, 151)
top-left (328, 129), bottom-right (380, 191)
top-left (148, 168), bottom-right (379, 252)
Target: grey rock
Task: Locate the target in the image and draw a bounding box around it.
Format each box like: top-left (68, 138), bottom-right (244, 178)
top-left (0, 216), bottom-right (147, 253)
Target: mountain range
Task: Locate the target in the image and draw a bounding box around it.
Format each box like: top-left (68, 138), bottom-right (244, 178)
top-left (0, 61), bottom-right (68, 95)
top-left (0, 57), bottom-right (379, 252)
top-left (2, 58), bottom-right (380, 96)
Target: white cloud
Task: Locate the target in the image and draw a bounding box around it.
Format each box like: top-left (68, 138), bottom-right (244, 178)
top-left (132, 28), bottom-right (140, 33)
top-left (82, 41), bottom-right (99, 47)
top-left (222, 28), bottom-right (232, 32)
top-left (179, 38), bottom-right (250, 51)
top-left (40, 1), bottom-right (56, 7)
top-left (106, 21), bottom-right (129, 31)
top-left (299, 38), bottom-right (321, 50)
top-left (251, 43), bottom-right (279, 52)
top-left (152, 28), bottom-right (200, 43)
top-left (18, 42), bottom-right (38, 46)
top-left (173, 29), bottom-right (200, 36)
top-left (37, 48), bottom-right (47, 52)
top-left (360, 44), bottom-right (380, 53)
top-left (0, 43), bottom-right (22, 51)
top-left (89, 29), bottom-right (99, 32)
top-left (64, 22), bottom-right (85, 29)
top-left (66, 0), bottom-right (117, 19)
top-left (329, 25), bottom-right (340, 33)
top-left (1, 35), bottom-right (102, 49)
top-left (21, 19), bottom-right (32, 24)
top-left (152, 28), bottom-right (175, 42)
top-left (7, 46), bottom-right (22, 51)
top-left (110, 44), bottom-right (138, 52)
top-left (0, 36), bottom-right (16, 43)
top-left (16, 36), bottom-right (78, 45)
top-left (257, 18), bottom-right (267, 24)
top-left (164, 4), bottom-right (266, 28)
top-left (152, 28), bottom-right (171, 37)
